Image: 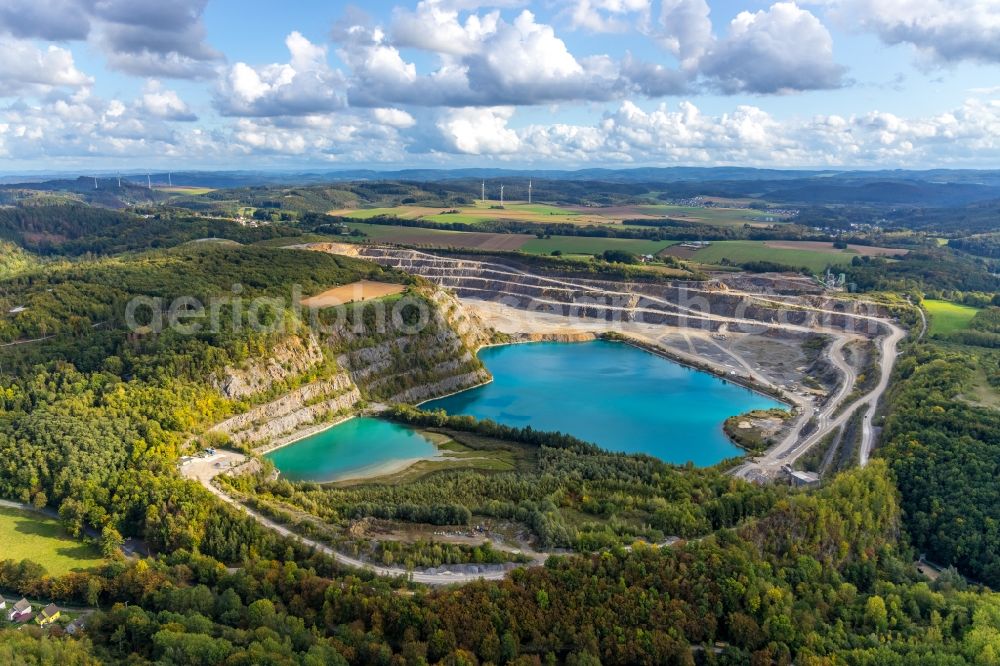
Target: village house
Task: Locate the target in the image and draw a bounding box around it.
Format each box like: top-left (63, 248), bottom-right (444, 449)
top-left (65, 618), bottom-right (86, 635)
top-left (7, 598), bottom-right (32, 622)
top-left (36, 604), bottom-right (60, 627)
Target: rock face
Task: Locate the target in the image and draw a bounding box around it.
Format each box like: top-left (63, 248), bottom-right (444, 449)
top-left (388, 370), bottom-right (489, 405)
top-left (210, 374), bottom-right (361, 446)
top-left (207, 286), bottom-right (493, 448)
top-left (212, 335), bottom-right (325, 400)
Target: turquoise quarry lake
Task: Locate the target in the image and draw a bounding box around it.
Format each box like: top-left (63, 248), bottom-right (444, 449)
top-left (423, 341), bottom-right (783, 466)
top-left (265, 417), bottom-right (438, 483)
top-left (267, 340), bottom-right (785, 481)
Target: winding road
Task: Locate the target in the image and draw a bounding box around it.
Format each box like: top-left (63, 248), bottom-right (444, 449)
top-left (181, 453), bottom-right (528, 584)
top-left (732, 318), bottom-right (905, 478)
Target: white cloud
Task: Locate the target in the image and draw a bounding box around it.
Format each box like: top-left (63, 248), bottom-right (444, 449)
top-left (335, 1), bottom-right (845, 107)
top-left (699, 2), bottom-right (845, 94)
top-left (563, 0), bottom-right (651, 33)
top-left (139, 80), bottom-right (196, 121)
top-left (227, 114), bottom-right (410, 162)
top-left (426, 97), bottom-right (1000, 168)
top-left (5, 89), bottom-right (1000, 168)
top-left (436, 106), bottom-right (521, 154)
top-left (464, 10), bottom-right (622, 103)
top-left (620, 53), bottom-right (690, 96)
top-left (0, 38), bottom-right (92, 95)
top-left (373, 107), bottom-right (417, 128)
top-left (0, 91), bottom-right (202, 162)
top-left (336, 24), bottom-right (423, 105)
top-left (391, 0), bottom-right (500, 56)
top-left (216, 32), bottom-right (346, 117)
top-left (815, 0), bottom-right (1000, 65)
top-left (645, 1), bottom-right (846, 94)
top-left (656, 0), bottom-right (712, 68)
top-left (340, 9), bottom-right (623, 107)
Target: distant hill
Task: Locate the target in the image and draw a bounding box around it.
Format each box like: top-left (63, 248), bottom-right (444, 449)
top-left (5, 166), bottom-right (1000, 189)
top-left (0, 176), bottom-right (165, 208)
top-left (4, 167), bottom-right (1000, 212)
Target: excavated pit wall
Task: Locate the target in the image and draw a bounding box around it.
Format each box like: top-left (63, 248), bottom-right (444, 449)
top-left (355, 247), bottom-right (886, 339)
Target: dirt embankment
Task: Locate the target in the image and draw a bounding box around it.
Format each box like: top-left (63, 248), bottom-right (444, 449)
top-left (288, 241), bottom-right (361, 256)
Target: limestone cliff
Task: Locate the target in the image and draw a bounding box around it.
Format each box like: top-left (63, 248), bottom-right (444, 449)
top-left (212, 335), bottom-right (324, 400)
top-left (209, 374), bottom-right (361, 446)
top-left (329, 286), bottom-right (491, 404)
top-left (206, 285), bottom-right (492, 448)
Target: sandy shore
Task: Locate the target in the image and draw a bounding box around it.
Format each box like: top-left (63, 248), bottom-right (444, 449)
top-left (321, 455), bottom-right (439, 484)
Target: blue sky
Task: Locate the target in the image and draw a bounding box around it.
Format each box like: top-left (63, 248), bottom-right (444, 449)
top-left (1, 0), bottom-right (999, 171)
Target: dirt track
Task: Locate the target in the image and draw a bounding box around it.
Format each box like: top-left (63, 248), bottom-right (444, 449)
top-left (181, 452), bottom-right (519, 585)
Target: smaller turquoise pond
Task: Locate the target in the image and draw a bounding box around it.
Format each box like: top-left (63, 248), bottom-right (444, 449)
top-left (265, 418), bottom-right (437, 483)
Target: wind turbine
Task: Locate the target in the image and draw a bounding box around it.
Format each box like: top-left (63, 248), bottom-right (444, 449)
top-left (499, 183), bottom-right (504, 207)
top-left (528, 179), bottom-right (532, 204)
top-left (168, 172), bottom-right (172, 187)
top-left (147, 174), bottom-right (152, 190)
top-left (117, 172), bottom-right (121, 188)
top-left (481, 181), bottom-right (486, 204)
top-left (93, 176), bottom-right (98, 189)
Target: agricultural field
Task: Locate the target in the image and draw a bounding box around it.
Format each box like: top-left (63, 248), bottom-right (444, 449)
top-left (664, 240), bottom-right (891, 272)
top-left (520, 236), bottom-right (676, 256)
top-left (300, 280), bottom-right (406, 307)
top-left (346, 222), bottom-right (533, 250)
top-left (330, 200), bottom-right (794, 229)
top-left (924, 299), bottom-right (980, 335)
top-left (332, 201), bottom-right (627, 226)
top-left (0, 507), bottom-right (106, 575)
top-left (154, 186), bottom-right (215, 195)
top-left (346, 222), bottom-right (676, 257)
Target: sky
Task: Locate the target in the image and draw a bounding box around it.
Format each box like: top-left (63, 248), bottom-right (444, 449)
top-left (1, 0), bottom-right (999, 171)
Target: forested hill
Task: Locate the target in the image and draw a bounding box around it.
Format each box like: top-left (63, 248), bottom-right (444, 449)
top-left (0, 205), bottom-right (301, 255)
top-left (0, 245), bottom-right (408, 553)
top-left (6, 455), bottom-right (1000, 663)
top-left (880, 344), bottom-right (1000, 588)
top-left (0, 245), bottom-right (396, 346)
top-left (0, 240), bottom-right (38, 278)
